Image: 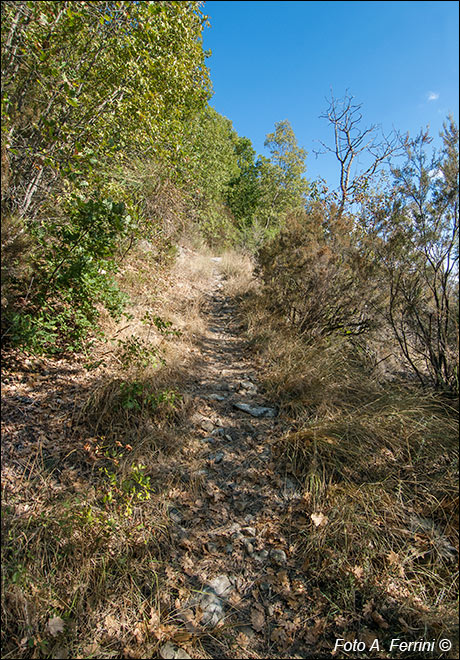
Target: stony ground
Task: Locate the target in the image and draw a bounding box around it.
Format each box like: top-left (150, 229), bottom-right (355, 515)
top-left (0, 256), bottom-right (345, 658)
top-left (3, 252), bottom-right (458, 659)
top-left (155, 262), bottom-right (327, 659)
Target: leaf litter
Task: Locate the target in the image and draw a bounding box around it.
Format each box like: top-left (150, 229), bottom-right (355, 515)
top-left (3, 254), bottom-right (457, 659)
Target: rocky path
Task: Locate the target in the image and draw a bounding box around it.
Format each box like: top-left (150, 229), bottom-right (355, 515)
top-left (161, 263), bottom-right (315, 660)
top-left (1, 258), bottom-right (319, 659)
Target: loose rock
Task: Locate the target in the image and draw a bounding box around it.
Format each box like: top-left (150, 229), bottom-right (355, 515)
top-left (200, 418), bottom-right (214, 433)
top-left (233, 402), bottom-right (277, 418)
top-left (253, 550), bottom-right (269, 562)
top-left (207, 393), bottom-right (227, 401)
top-left (270, 548), bottom-right (287, 564)
top-left (160, 642), bottom-right (191, 659)
top-left (209, 574), bottom-right (233, 597)
top-left (209, 451), bottom-right (224, 464)
top-left (168, 508), bottom-right (183, 525)
top-left (199, 575), bottom-right (233, 626)
top-left (242, 538), bottom-right (254, 555)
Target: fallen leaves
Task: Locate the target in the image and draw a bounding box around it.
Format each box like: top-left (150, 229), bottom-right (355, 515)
top-left (250, 606), bottom-right (265, 632)
top-left (103, 614), bottom-right (120, 638)
top-left (47, 616), bottom-right (65, 636)
top-left (363, 600), bottom-right (389, 629)
top-left (387, 550), bottom-right (400, 565)
top-left (370, 609), bottom-right (389, 629)
top-left (179, 554), bottom-right (195, 577)
top-left (311, 512), bottom-right (328, 527)
top-left (302, 617), bottom-right (326, 645)
top-left (351, 564), bottom-right (364, 580)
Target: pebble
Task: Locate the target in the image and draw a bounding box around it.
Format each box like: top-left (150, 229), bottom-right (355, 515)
top-left (199, 574), bottom-right (233, 627)
top-left (239, 380), bottom-right (257, 391)
top-left (168, 508), bottom-right (183, 524)
top-left (200, 419), bottom-right (214, 433)
top-left (199, 591), bottom-right (225, 626)
top-left (233, 402), bottom-right (277, 418)
top-left (207, 393), bottom-right (227, 401)
top-left (210, 451), bottom-right (224, 464)
top-left (160, 642), bottom-right (191, 659)
top-left (209, 574), bottom-right (233, 597)
top-left (270, 548), bottom-right (287, 564)
top-left (242, 538), bottom-right (254, 555)
top-left (243, 526), bottom-right (257, 537)
top-left (253, 550), bottom-right (269, 562)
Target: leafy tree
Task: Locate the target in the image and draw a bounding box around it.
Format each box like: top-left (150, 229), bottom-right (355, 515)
top-left (226, 137), bottom-right (260, 228)
top-left (261, 119), bottom-right (308, 215)
top-left (181, 106), bottom-right (241, 244)
top-left (229, 120), bottom-right (309, 247)
top-left (1, 1), bottom-right (211, 219)
top-left (1, 0), bottom-right (211, 351)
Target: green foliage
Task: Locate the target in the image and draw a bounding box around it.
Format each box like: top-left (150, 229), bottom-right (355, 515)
top-left (2, 0), bottom-right (211, 217)
top-left (7, 195), bottom-right (130, 351)
top-left (181, 106), bottom-right (241, 244)
top-left (226, 137), bottom-right (260, 227)
top-left (117, 336), bottom-right (163, 369)
top-left (1, 0), bottom-right (211, 353)
top-left (141, 311), bottom-right (181, 338)
top-left (233, 121), bottom-right (309, 246)
top-left (101, 462), bottom-right (153, 514)
top-left (264, 119), bottom-right (308, 199)
top-left (259, 120), bottom-right (309, 219)
top-left (118, 381), bottom-right (181, 415)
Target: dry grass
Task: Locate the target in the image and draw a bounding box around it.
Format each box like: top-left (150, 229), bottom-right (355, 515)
top-left (219, 250), bottom-right (256, 299)
top-left (3, 244), bottom-right (458, 658)
top-left (240, 291), bottom-right (459, 655)
top-left (1, 244), bottom-right (223, 659)
top-left (2, 461), bottom-right (172, 659)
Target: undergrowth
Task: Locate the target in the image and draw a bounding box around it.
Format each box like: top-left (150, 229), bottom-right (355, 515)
top-left (240, 285), bottom-right (459, 657)
top-left (1, 247), bottom-right (218, 659)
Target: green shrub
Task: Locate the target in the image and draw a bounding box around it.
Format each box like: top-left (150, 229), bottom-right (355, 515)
top-left (6, 195), bottom-right (130, 352)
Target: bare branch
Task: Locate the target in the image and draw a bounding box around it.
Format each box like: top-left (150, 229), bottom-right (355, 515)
top-left (319, 91), bottom-right (401, 216)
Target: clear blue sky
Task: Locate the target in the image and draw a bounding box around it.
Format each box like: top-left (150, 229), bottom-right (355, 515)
top-left (202, 0), bottom-right (459, 189)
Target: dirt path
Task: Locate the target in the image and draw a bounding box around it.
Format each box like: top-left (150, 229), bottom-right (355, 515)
top-left (160, 262), bottom-right (316, 659)
top-left (1, 257), bottom-right (318, 660)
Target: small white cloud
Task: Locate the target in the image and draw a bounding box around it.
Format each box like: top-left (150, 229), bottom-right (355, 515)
top-left (428, 91), bottom-right (439, 101)
top-left (428, 168), bottom-right (444, 181)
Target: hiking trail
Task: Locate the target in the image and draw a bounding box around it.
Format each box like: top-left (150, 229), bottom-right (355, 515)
top-left (159, 258), bottom-right (315, 659)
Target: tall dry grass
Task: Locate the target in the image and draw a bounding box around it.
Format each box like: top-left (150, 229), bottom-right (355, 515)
top-left (219, 250), bottom-right (256, 298)
top-left (240, 288), bottom-right (459, 654)
top-left (1, 246), bottom-right (224, 659)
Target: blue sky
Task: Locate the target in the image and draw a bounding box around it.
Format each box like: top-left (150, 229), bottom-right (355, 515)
top-left (202, 0), bottom-right (459, 190)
